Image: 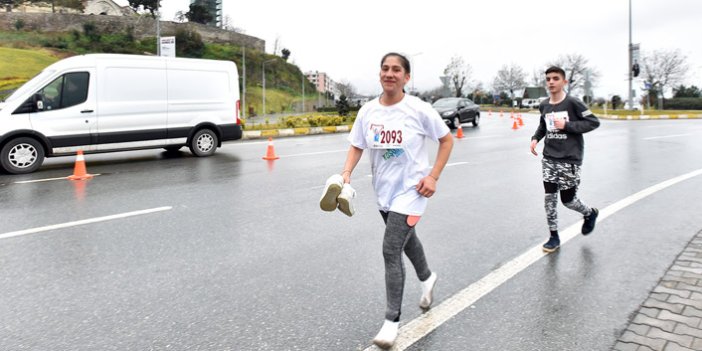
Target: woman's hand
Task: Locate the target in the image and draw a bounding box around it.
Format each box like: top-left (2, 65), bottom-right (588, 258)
top-left (416, 176), bottom-right (437, 198)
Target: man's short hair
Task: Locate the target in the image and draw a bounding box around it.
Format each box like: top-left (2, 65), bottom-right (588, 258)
top-left (545, 66), bottom-right (566, 79)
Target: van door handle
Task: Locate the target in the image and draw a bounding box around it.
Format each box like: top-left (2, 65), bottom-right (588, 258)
top-left (81, 109), bottom-right (94, 113)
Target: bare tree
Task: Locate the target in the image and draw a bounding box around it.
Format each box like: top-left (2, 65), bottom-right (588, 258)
top-left (529, 68), bottom-right (545, 87)
top-left (641, 49), bottom-right (689, 109)
top-left (336, 80), bottom-right (357, 98)
top-left (443, 56), bottom-right (473, 97)
top-left (547, 53), bottom-right (599, 95)
top-left (493, 63), bottom-right (526, 99)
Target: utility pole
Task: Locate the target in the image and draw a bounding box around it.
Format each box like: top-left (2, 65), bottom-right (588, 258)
top-left (156, 0), bottom-right (160, 56)
top-left (627, 0), bottom-right (633, 110)
top-left (302, 73), bottom-right (305, 113)
top-left (242, 46), bottom-right (246, 119)
top-left (262, 59), bottom-right (276, 117)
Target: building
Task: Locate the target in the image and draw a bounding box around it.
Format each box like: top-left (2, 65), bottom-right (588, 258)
top-left (305, 71), bottom-right (338, 99)
top-left (8, 0), bottom-right (134, 15)
top-left (190, 0), bottom-right (222, 28)
top-left (85, 0), bottom-right (135, 16)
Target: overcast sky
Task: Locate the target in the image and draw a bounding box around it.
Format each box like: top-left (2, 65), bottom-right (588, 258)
top-left (118, 0), bottom-right (702, 98)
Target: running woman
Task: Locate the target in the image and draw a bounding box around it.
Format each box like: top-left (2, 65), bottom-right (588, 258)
top-left (331, 52), bottom-right (453, 349)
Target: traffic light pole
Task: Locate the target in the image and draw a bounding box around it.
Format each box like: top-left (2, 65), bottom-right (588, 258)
top-left (627, 0), bottom-right (633, 110)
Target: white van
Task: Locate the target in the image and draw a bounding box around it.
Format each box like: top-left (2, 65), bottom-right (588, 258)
top-left (0, 54), bottom-right (241, 174)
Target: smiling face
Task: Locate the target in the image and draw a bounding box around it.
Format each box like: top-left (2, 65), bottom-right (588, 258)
top-left (545, 72), bottom-right (567, 95)
top-left (379, 55), bottom-right (410, 95)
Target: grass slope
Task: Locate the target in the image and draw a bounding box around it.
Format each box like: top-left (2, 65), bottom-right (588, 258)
top-left (0, 47), bottom-right (59, 95)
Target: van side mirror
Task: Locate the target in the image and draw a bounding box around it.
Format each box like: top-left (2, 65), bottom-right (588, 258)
top-left (33, 94), bottom-right (44, 111)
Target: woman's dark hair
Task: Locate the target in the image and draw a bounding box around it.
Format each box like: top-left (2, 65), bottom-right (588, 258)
top-left (381, 52), bottom-right (411, 74)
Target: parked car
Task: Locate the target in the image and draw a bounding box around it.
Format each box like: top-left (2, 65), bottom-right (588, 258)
top-left (0, 54), bottom-right (242, 174)
top-left (522, 98), bottom-right (541, 109)
top-left (432, 97), bottom-right (480, 129)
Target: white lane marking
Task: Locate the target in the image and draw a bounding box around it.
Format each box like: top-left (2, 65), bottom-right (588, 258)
top-left (363, 162), bottom-right (471, 178)
top-left (460, 135), bottom-right (502, 140)
top-left (446, 162), bottom-right (469, 167)
top-left (364, 168), bottom-right (702, 351)
top-left (0, 206), bottom-right (172, 240)
top-left (280, 149), bottom-right (348, 158)
top-left (643, 133), bottom-right (693, 140)
top-left (14, 174), bottom-right (102, 184)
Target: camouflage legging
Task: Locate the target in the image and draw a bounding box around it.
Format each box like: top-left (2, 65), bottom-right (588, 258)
top-left (542, 158), bottom-right (592, 232)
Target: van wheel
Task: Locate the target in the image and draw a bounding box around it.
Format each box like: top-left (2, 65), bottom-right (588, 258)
top-left (1, 137), bottom-right (45, 174)
top-left (189, 129), bottom-right (218, 157)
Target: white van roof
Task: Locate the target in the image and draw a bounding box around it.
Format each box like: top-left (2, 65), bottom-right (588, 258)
top-left (45, 54), bottom-right (237, 71)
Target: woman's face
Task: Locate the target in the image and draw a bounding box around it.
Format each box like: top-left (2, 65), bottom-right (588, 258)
top-left (379, 56), bottom-right (410, 95)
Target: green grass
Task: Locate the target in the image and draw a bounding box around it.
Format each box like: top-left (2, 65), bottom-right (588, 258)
top-left (243, 88), bottom-right (321, 116)
top-left (0, 46), bottom-right (59, 86)
top-left (0, 47), bottom-right (59, 98)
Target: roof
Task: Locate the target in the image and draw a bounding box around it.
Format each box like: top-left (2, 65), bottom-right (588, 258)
top-left (523, 87), bottom-right (548, 99)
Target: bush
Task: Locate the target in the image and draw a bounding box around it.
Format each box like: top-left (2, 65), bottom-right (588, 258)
top-left (82, 22), bottom-right (101, 43)
top-left (175, 28), bottom-right (204, 58)
top-left (663, 98), bottom-right (702, 110)
top-left (14, 19), bottom-right (25, 31)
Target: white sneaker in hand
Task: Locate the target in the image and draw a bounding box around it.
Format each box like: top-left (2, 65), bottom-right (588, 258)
top-left (319, 174), bottom-right (343, 212)
top-left (337, 183), bottom-right (356, 217)
top-left (372, 320), bottom-right (399, 349)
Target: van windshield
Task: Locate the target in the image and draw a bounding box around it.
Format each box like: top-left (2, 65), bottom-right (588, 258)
top-left (4, 69), bottom-right (56, 103)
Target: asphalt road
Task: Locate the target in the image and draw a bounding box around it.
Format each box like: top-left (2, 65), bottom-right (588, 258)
top-left (1, 114), bottom-right (701, 350)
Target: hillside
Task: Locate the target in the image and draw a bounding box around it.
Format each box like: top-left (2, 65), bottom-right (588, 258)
top-left (0, 47), bottom-right (60, 96)
top-left (0, 28), bottom-right (319, 114)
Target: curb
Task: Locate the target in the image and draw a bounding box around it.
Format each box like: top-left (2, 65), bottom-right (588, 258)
top-left (242, 125), bottom-right (351, 140)
top-left (600, 114), bottom-right (702, 120)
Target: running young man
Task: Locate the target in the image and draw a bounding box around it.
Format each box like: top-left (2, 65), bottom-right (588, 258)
top-left (530, 66), bottom-right (600, 253)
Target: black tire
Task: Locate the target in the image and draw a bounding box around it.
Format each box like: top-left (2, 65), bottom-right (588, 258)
top-left (164, 146), bottom-right (182, 152)
top-left (451, 116), bottom-right (461, 130)
top-left (472, 113), bottom-right (480, 127)
top-left (189, 129), bottom-right (218, 157)
top-left (0, 137), bottom-right (45, 174)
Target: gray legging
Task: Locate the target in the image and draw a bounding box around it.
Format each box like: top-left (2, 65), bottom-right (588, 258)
top-left (380, 211), bottom-right (432, 322)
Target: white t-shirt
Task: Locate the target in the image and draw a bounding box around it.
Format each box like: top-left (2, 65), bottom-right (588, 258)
top-left (348, 95), bottom-right (450, 216)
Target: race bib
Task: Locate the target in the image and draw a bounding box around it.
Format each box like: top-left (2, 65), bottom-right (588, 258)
top-left (546, 111), bottom-right (569, 131)
top-left (367, 121), bottom-right (404, 149)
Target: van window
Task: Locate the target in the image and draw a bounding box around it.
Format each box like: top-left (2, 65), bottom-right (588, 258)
top-left (39, 72), bottom-right (89, 111)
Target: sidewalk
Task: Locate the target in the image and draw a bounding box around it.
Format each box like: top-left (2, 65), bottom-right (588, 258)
top-left (613, 229), bottom-right (702, 351)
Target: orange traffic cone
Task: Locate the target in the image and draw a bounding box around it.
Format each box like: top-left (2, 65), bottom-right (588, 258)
top-left (512, 119), bottom-right (519, 130)
top-left (510, 110), bottom-right (515, 119)
top-left (67, 150), bottom-right (93, 180)
top-left (518, 114), bottom-right (524, 126)
top-left (488, 109), bottom-right (492, 117)
top-left (499, 109), bottom-right (503, 117)
top-left (456, 126), bottom-right (464, 139)
top-left (262, 137), bottom-right (280, 160)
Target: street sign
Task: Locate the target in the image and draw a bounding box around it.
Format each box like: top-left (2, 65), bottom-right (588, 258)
top-left (160, 36), bottom-right (176, 57)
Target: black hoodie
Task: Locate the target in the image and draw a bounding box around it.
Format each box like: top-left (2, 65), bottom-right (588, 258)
top-left (531, 96), bottom-right (600, 165)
